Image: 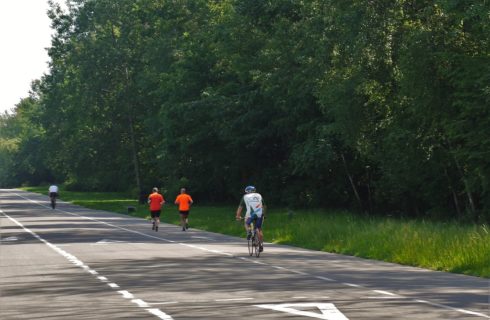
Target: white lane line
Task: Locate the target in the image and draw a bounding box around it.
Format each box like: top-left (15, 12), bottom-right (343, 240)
top-left (118, 290), bottom-right (134, 299)
top-left (415, 300), bottom-right (490, 319)
top-left (146, 308), bottom-right (174, 320)
top-left (215, 298), bottom-right (255, 302)
top-left (273, 266), bottom-right (286, 270)
top-left (343, 283), bottom-right (362, 288)
top-left (0, 210), bottom-right (173, 320)
top-left (148, 302), bottom-right (180, 305)
top-left (132, 299), bottom-right (150, 308)
top-left (98, 276), bottom-right (108, 282)
top-left (88, 269), bottom-right (98, 275)
top-left (373, 290), bottom-right (397, 296)
top-left (316, 276), bottom-right (335, 282)
top-left (291, 270), bottom-right (308, 275)
top-left (9, 193), bottom-right (490, 319)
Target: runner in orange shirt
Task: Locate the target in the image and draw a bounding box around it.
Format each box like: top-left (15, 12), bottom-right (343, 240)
top-left (175, 188), bottom-right (193, 231)
top-left (148, 187), bottom-right (165, 232)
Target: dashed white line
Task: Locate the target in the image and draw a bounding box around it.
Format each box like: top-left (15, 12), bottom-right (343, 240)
top-left (146, 308), bottom-right (174, 320)
top-left (343, 283), bottom-right (362, 288)
top-left (415, 300), bottom-right (490, 319)
top-left (215, 298), bottom-right (254, 302)
top-left (118, 290), bottom-right (134, 299)
top-left (316, 276), bottom-right (335, 282)
top-left (6, 194), bottom-right (490, 320)
top-left (132, 299), bottom-right (150, 308)
top-left (0, 210), bottom-right (174, 320)
top-left (373, 290), bottom-right (397, 296)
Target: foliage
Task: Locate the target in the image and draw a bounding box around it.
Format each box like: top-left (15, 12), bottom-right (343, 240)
top-left (2, 0), bottom-right (490, 222)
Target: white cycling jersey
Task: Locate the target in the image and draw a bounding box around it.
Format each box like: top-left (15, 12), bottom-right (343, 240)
top-left (242, 192), bottom-right (264, 218)
top-left (49, 185), bottom-right (59, 193)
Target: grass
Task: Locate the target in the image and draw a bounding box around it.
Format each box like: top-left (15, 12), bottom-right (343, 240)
top-left (22, 186), bottom-right (490, 278)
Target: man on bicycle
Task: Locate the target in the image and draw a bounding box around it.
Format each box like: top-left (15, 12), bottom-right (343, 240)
top-left (48, 184), bottom-right (59, 209)
top-left (235, 185), bottom-right (266, 252)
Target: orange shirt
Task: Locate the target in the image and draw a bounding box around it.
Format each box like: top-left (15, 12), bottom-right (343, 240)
top-left (175, 194), bottom-right (193, 211)
top-left (148, 193), bottom-right (164, 211)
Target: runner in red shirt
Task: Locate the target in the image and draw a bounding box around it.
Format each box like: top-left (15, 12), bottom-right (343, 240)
top-left (175, 188), bottom-right (193, 231)
top-left (148, 187), bottom-right (165, 232)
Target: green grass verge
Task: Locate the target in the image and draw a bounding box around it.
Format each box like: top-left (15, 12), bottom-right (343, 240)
top-left (22, 186), bottom-right (490, 278)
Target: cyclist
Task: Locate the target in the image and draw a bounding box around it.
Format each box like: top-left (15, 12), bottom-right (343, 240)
top-left (148, 187), bottom-right (165, 232)
top-left (48, 184), bottom-right (59, 209)
top-left (175, 188), bottom-right (193, 231)
top-left (235, 185), bottom-right (266, 252)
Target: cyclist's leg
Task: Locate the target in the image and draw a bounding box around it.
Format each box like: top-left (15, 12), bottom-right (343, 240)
top-left (245, 216), bottom-right (252, 239)
top-left (256, 216), bottom-right (264, 251)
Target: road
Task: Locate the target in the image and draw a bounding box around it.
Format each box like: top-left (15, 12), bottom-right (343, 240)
top-left (1, 189), bottom-right (489, 319)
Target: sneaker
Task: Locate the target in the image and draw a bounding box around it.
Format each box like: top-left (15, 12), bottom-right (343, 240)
top-left (259, 245), bottom-right (264, 252)
top-left (246, 232), bottom-right (252, 240)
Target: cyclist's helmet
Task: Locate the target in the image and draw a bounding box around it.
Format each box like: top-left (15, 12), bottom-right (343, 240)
top-left (244, 185), bottom-right (256, 193)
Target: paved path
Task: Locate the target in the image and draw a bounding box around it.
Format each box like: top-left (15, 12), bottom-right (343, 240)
top-left (1, 189), bottom-right (489, 319)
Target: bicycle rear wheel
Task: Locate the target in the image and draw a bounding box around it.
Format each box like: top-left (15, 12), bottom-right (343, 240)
top-left (248, 237), bottom-right (254, 256)
top-left (254, 237), bottom-right (261, 257)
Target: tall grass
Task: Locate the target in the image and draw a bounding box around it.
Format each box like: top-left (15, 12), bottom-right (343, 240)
top-left (21, 186), bottom-right (489, 278)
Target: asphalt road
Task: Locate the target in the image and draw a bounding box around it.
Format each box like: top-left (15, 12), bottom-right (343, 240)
top-left (1, 189), bottom-right (489, 319)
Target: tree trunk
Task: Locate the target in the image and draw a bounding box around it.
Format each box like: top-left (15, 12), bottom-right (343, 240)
top-left (340, 152), bottom-right (363, 212)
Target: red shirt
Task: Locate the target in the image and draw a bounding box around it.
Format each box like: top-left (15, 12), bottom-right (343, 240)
top-left (148, 193), bottom-right (164, 211)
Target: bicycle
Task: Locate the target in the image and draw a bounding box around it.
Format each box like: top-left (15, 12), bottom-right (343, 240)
top-left (248, 220), bottom-right (262, 257)
top-left (236, 216), bottom-right (263, 257)
top-left (49, 194), bottom-right (57, 209)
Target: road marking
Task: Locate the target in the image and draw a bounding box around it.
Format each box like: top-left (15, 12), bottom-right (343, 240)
top-left (98, 276), bottom-right (108, 282)
top-left (0, 210), bottom-right (174, 320)
top-left (316, 276), bottom-right (335, 282)
top-left (373, 290), bottom-right (397, 296)
top-left (146, 308), bottom-right (174, 320)
top-left (93, 239), bottom-right (128, 245)
top-left (256, 303), bottom-right (349, 320)
top-left (215, 298), bottom-right (254, 302)
top-left (132, 299), bottom-right (150, 308)
top-left (1, 236), bottom-right (19, 241)
top-left (343, 283), bottom-right (362, 288)
top-left (118, 290), bottom-right (134, 299)
top-left (148, 302), bottom-right (180, 305)
top-left (191, 236), bottom-right (213, 240)
top-left (415, 300), bottom-right (490, 319)
top-left (8, 193), bottom-right (490, 319)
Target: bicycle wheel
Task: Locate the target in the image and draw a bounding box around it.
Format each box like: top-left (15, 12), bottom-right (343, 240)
top-left (254, 236), bottom-right (261, 257)
top-left (248, 236), bottom-right (254, 256)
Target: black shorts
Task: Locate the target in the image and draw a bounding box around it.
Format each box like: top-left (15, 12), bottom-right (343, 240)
top-left (179, 210), bottom-right (189, 217)
top-left (49, 192), bottom-right (58, 198)
top-left (151, 210), bottom-right (161, 218)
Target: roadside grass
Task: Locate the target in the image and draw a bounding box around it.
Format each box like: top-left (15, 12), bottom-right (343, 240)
top-left (22, 186), bottom-right (490, 278)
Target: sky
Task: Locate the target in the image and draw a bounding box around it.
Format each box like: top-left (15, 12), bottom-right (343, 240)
top-left (0, 0), bottom-right (65, 114)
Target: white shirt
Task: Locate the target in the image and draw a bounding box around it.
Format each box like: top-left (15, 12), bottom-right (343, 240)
top-left (242, 192), bottom-right (264, 218)
top-left (49, 185), bottom-right (59, 193)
